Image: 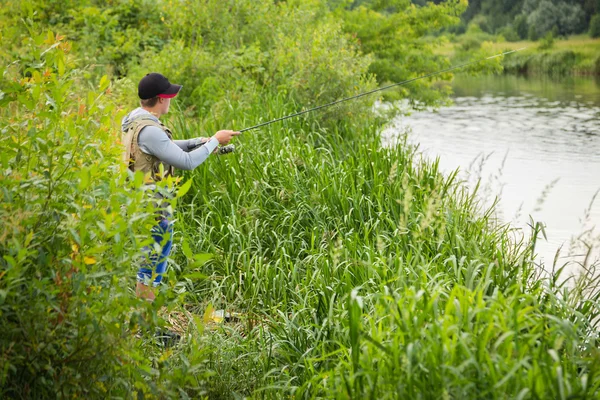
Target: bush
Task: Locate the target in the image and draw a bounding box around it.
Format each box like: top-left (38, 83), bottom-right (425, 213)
top-left (1, 31), bottom-right (130, 397)
top-left (130, 0), bottom-right (377, 128)
top-left (470, 14), bottom-right (492, 33)
top-left (460, 36), bottom-right (482, 51)
top-left (498, 25), bottom-right (520, 42)
top-left (0, 31), bottom-right (214, 398)
top-left (538, 31), bottom-right (555, 50)
top-left (446, 21), bottom-right (467, 35)
top-left (334, 0), bottom-right (467, 105)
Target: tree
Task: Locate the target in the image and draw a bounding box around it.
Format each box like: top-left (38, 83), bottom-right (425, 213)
top-left (526, 0), bottom-right (586, 38)
top-left (590, 14), bottom-right (600, 37)
top-left (514, 14), bottom-right (529, 39)
top-left (333, 0), bottom-right (469, 106)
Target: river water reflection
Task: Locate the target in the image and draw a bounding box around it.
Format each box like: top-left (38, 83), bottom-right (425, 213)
top-left (384, 74), bottom-right (600, 273)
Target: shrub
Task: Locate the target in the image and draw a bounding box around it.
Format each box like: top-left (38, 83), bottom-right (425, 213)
top-left (0, 31), bottom-right (214, 398)
top-left (133, 0), bottom-right (376, 127)
top-left (460, 36), bottom-right (482, 51)
top-left (498, 25), bottom-right (520, 42)
top-left (538, 31), bottom-right (555, 50)
top-left (470, 14), bottom-right (491, 33)
top-left (446, 21), bottom-right (467, 35)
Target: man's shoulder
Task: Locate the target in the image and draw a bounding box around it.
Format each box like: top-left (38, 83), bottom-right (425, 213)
top-left (133, 117), bottom-right (167, 138)
top-left (138, 123), bottom-right (168, 139)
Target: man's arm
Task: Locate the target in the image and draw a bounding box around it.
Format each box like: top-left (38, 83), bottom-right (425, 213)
top-left (173, 138), bottom-right (209, 152)
top-left (138, 126), bottom-right (218, 170)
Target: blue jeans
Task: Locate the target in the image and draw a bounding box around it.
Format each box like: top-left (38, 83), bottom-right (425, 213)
top-left (137, 218), bottom-right (173, 287)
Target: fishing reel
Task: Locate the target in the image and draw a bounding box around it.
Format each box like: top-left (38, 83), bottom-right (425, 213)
top-left (218, 144), bottom-right (235, 155)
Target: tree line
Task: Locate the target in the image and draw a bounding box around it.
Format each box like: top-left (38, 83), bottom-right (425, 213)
top-left (454, 0), bottom-right (600, 40)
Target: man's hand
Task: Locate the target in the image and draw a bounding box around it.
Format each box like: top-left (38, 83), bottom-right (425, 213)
top-left (213, 130), bottom-right (240, 145)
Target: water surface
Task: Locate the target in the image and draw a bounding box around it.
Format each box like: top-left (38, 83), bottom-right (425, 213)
top-left (384, 74), bottom-right (600, 273)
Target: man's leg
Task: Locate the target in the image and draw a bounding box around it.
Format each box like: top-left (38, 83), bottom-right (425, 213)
top-left (136, 218), bottom-right (173, 301)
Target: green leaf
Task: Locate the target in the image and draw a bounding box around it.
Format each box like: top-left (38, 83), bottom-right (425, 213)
top-left (17, 94), bottom-right (34, 110)
top-left (193, 253), bottom-right (213, 266)
top-left (99, 75), bottom-right (109, 91)
top-left (3, 255), bottom-right (16, 268)
top-left (181, 239), bottom-right (192, 259)
top-left (176, 179), bottom-right (193, 198)
top-left (181, 272), bottom-right (206, 280)
top-left (79, 168), bottom-right (90, 190)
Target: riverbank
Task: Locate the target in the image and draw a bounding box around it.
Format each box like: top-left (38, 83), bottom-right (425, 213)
top-left (443, 35), bottom-right (600, 76)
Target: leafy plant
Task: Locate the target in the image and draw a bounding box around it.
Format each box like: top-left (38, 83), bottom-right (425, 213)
top-left (0, 30), bottom-right (215, 398)
top-left (538, 31), bottom-right (556, 50)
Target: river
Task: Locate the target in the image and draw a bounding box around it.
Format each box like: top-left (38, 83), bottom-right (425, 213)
top-left (384, 74), bottom-right (600, 276)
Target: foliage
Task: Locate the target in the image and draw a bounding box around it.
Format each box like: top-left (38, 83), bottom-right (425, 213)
top-left (513, 14), bottom-right (529, 40)
top-left (502, 49), bottom-right (581, 76)
top-left (591, 14), bottom-right (600, 38)
top-left (538, 32), bottom-right (556, 50)
top-left (2, 0), bottom-right (600, 398)
top-left (525, 0), bottom-right (586, 38)
top-left (329, 0), bottom-right (468, 106)
top-left (450, 36), bottom-right (600, 76)
top-left (132, 0), bottom-right (376, 125)
top-left (0, 30), bottom-right (214, 399)
top-left (172, 101), bottom-right (600, 397)
top-left (0, 0), bottom-right (167, 78)
top-left (456, 0), bottom-right (596, 39)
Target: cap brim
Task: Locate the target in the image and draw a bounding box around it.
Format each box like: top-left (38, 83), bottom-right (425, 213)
top-left (158, 83), bottom-right (182, 98)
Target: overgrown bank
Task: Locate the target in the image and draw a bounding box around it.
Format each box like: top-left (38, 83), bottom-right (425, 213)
top-left (446, 33), bottom-right (600, 76)
top-left (1, 1), bottom-right (600, 398)
top-left (493, 36), bottom-right (600, 76)
top-left (446, 0), bottom-right (600, 75)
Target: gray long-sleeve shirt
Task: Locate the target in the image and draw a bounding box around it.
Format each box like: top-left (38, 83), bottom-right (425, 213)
top-left (121, 108), bottom-right (218, 171)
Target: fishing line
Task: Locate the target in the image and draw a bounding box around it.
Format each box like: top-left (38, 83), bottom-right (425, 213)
top-left (239, 48), bottom-right (527, 133)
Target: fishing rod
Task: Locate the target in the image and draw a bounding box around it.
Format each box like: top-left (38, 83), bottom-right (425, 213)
top-left (238, 47), bottom-right (527, 134)
top-left (215, 48), bottom-right (525, 154)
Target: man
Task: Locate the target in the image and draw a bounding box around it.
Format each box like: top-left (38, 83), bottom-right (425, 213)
top-left (122, 72), bottom-right (239, 302)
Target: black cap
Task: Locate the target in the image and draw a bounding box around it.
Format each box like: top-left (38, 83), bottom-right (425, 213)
top-left (138, 73), bottom-right (182, 100)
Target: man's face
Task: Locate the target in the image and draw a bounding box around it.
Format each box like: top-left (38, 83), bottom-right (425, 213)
top-left (159, 97), bottom-right (171, 115)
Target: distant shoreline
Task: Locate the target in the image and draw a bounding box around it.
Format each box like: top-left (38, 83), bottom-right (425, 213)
top-left (440, 35), bottom-right (600, 76)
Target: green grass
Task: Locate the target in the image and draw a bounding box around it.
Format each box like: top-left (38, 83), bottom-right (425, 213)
top-left (158, 92), bottom-right (600, 398)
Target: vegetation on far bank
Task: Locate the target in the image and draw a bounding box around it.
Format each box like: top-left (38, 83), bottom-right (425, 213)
top-left (443, 34), bottom-right (600, 75)
top-left (1, 0), bottom-right (600, 398)
top-left (438, 0), bottom-right (600, 76)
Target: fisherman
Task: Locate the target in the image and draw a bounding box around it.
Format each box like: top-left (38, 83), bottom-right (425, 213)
top-left (122, 72), bottom-right (239, 302)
